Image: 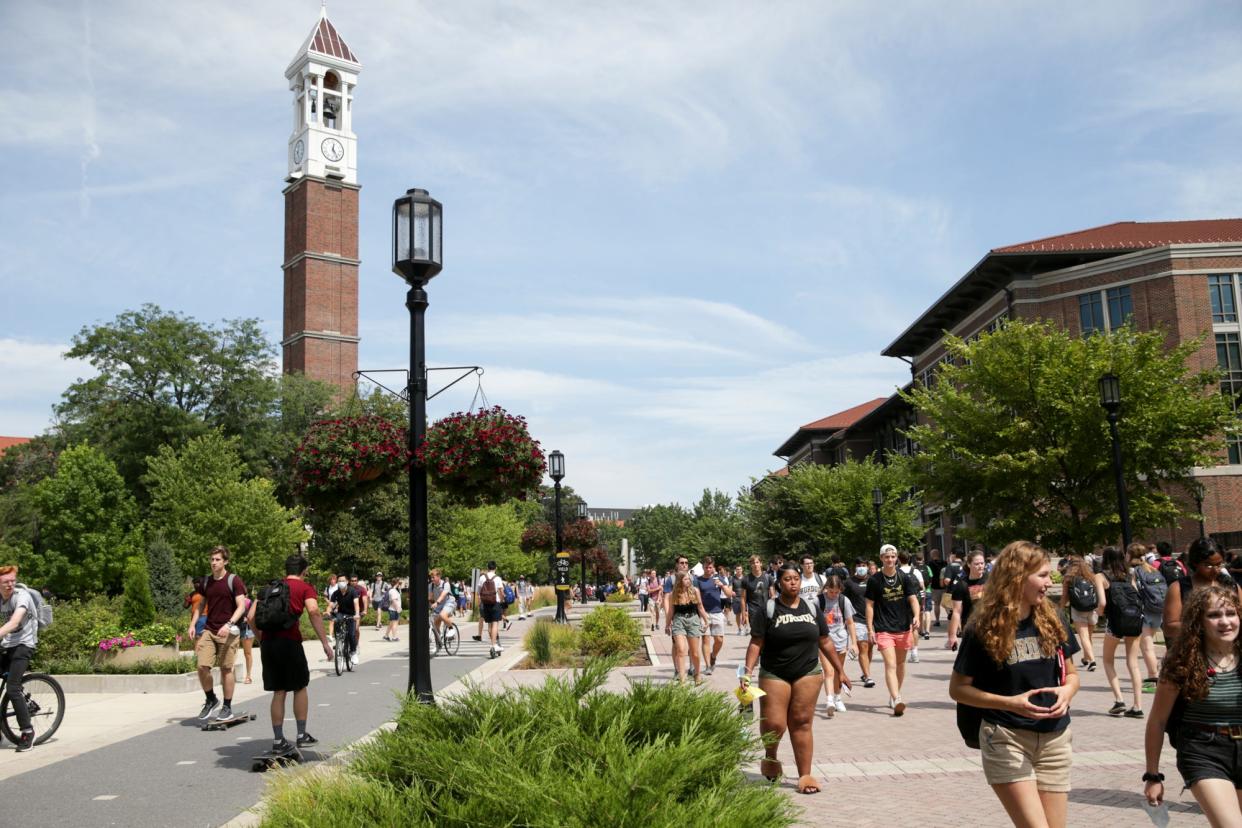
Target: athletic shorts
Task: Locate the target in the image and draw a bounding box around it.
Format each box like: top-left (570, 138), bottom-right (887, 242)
top-left (874, 630), bottom-right (915, 651)
top-left (387, 609), bottom-right (400, 622)
top-left (932, 588), bottom-right (946, 610)
top-left (760, 662), bottom-right (823, 684)
top-left (979, 721), bottom-right (1072, 792)
top-left (260, 637), bottom-right (310, 692)
top-left (481, 602), bottom-right (504, 624)
top-left (853, 621), bottom-right (870, 642)
top-left (195, 628), bottom-right (240, 670)
top-left (1176, 727), bottom-right (1242, 789)
top-left (670, 614), bottom-right (703, 638)
top-left (705, 612), bottom-right (726, 637)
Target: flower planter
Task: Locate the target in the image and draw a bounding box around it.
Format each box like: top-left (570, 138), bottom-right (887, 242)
top-left (294, 414), bottom-right (411, 512)
top-left (92, 643), bottom-right (180, 669)
top-left (419, 406), bottom-right (545, 507)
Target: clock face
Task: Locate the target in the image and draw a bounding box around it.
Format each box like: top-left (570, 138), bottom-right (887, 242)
top-left (293, 139), bottom-right (305, 164)
top-left (321, 137), bottom-right (344, 162)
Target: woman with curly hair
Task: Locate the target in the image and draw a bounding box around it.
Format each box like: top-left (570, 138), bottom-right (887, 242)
top-left (949, 541), bottom-right (1081, 828)
top-left (1143, 584), bottom-right (1242, 825)
top-left (1163, 537), bottom-right (1242, 648)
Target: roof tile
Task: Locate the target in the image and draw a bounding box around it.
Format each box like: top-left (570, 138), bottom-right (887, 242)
top-left (799, 398), bottom-right (889, 431)
top-left (994, 219), bottom-right (1242, 254)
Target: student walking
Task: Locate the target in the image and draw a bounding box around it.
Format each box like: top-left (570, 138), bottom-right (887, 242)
top-left (844, 558), bottom-right (875, 688)
top-left (818, 574), bottom-right (859, 716)
top-left (1060, 556), bottom-right (1101, 672)
top-left (949, 541), bottom-right (1080, 828)
top-left (1130, 545), bottom-right (1167, 691)
top-left (865, 545), bottom-right (919, 715)
top-left (945, 549), bottom-right (988, 652)
top-left (1097, 546), bottom-right (1145, 718)
top-left (383, 581), bottom-right (402, 642)
top-left (666, 570), bottom-right (709, 684)
top-left (741, 561), bottom-right (851, 794)
top-left (645, 570), bottom-right (663, 632)
top-left (739, 555), bottom-right (772, 639)
top-left (1143, 584), bottom-right (1242, 826)
top-left (695, 557), bottom-right (733, 675)
top-left (476, 563), bottom-right (506, 658)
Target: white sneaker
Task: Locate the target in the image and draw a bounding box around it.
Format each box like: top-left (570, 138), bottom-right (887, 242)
top-left (910, 649), bottom-right (920, 663)
top-left (494, 644), bottom-right (503, 653)
top-left (834, 698), bottom-right (847, 714)
top-left (445, 627), bottom-right (457, 639)
top-left (823, 697), bottom-right (835, 718)
top-left (350, 653), bottom-right (359, 666)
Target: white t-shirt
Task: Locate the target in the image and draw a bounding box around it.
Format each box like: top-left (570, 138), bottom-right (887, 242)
top-left (0, 588), bottom-right (37, 649)
top-left (387, 586), bottom-right (402, 613)
top-left (477, 573), bottom-right (506, 600)
top-left (798, 573), bottom-right (824, 605)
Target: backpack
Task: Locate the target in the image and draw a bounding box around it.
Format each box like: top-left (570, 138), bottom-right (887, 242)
top-left (1068, 576), bottom-right (1098, 612)
top-left (254, 579), bottom-right (299, 632)
top-left (379, 585), bottom-right (391, 611)
top-left (1134, 566), bottom-right (1168, 615)
top-left (13, 583), bottom-right (52, 630)
top-left (503, 583), bottom-right (516, 604)
top-left (479, 575), bottom-right (499, 606)
top-left (1159, 557), bottom-right (1188, 585)
top-left (1105, 574), bottom-right (1144, 638)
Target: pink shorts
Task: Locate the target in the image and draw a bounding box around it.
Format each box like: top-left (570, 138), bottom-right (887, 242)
top-left (874, 630), bottom-right (915, 651)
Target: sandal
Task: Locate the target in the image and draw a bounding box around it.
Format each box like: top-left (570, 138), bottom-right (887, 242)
top-left (243, 677), bottom-right (252, 684)
top-left (797, 775), bottom-right (821, 794)
top-left (760, 758), bottom-right (782, 782)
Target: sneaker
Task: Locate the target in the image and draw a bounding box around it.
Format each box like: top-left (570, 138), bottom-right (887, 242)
top-left (910, 650), bottom-right (920, 663)
top-left (270, 738), bottom-right (294, 754)
top-left (350, 653), bottom-right (359, 666)
top-left (1125, 707), bottom-right (1145, 719)
top-left (891, 697), bottom-right (906, 717)
top-left (215, 705), bottom-right (234, 721)
top-left (445, 627), bottom-right (456, 639)
top-left (1108, 701), bottom-right (1127, 716)
top-left (471, 634), bottom-right (482, 642)
top-left (862, 676), bottom-right (876, 688)
top-left (703, 664), bottom-right (714, 676)
top-left (198, 698), bottom-right (220, 720)
top-left (1143, 678), bottom-right (1158, 694)
top-left (296, 732), bottom-right (318, 747)
top-left (519, 615), bottom-right (526, 620)
top-left (933, 620), bottom-right (941, 628)
top-left (823, 698), bottom-right (835, 718)
top-left (1087, 661), bottom-right (1097, 672)
top-left (13, 730), bottom-right (34, 752)
top-left (921, 632), bottom-right (931, 641)
top-left (834, 698), bottom-right (847, 714)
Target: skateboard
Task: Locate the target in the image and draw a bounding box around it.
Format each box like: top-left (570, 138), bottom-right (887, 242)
top-left (201, 712), bottom-right (256, 732)
top-left (250, 744), bottom-right (303, 772)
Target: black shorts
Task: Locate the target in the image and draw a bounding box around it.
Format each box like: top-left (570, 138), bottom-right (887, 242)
top-left (1177, 727), bottom-right (1242, 788)
top-left (481, 603), bottom-right (503, 623)
top-left (260, 637), bottom-right (310, 692)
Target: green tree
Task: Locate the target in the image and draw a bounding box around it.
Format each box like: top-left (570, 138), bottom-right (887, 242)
top-left (144, 432), bottom-right (308, 587)
top-left (146, 532), bottom-right (185, 616)
top-left (680, 489), bottom-right (753, 567)
top-left (739, 476), bottom-right (820, 560)
top-left (905, 320), bottom-right (1231, 552)
top-left (120, 554), bottom-right (157, 628)
top-left (29, 444), bottom-right (140, 598)
top-left (431, 503), bottom-right (532, 580)
top-left (627, 503), bottom-right (692, 572)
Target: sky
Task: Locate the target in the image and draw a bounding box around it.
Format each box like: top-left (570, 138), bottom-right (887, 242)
top-left (2, 1), bottom-right (1241, 509)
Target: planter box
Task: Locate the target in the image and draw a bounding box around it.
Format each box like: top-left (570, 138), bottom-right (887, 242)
top-left (92, 643), bottom-right (180, 668)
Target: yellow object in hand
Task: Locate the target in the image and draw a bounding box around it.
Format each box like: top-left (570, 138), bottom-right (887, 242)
top-left (734, 683), bottom-right (766, 705)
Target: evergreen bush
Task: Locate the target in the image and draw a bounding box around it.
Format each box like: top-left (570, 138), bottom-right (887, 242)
top-left (120, 554), bottom-right (157, 629)
top-left (579, 605), bottom-right (641, 657)
top-left (146, 532), bottom-right (184, 616)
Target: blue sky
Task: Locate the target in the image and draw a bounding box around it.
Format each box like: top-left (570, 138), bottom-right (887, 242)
top-left (2, 1), bottom-right (1240, 508)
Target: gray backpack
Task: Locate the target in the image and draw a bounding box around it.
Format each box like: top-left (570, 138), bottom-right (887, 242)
top-left (15, 583), bottom-right (52, 630)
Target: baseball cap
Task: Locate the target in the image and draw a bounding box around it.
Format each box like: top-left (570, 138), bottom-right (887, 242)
top-left (880, 544), bottom-right (898, 556)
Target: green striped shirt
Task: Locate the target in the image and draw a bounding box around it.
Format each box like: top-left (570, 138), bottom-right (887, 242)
top-left (1184, 668), bottom-right (1242, 726)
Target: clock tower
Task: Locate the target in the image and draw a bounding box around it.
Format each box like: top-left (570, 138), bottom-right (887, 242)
top-left (281, 7), bottom-right (360, 391)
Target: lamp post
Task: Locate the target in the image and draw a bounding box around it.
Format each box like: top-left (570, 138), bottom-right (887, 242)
top-left (578, 501), bottom-right (589, 605)
top-left (548, 450), bottom-right (567, 623)
top-left (1098, 373), bottom-right (1133, 549)
top-left (392, 188), bottom-right (443, 703)
top-left (872, 487), bottom-right (884, 548)
top-left (1193, 480), bottom-right (1206, 539)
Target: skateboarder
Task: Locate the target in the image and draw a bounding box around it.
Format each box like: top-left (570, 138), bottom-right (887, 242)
top-left (248, 553), bottom-right (333, 757)
top-left (188, 547), bottom-right (247, 722)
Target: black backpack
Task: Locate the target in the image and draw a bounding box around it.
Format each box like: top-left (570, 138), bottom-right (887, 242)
top-left (1105, 574), bottom-right (1144, 638)
top-left (254, 579), bottom-right (299, 632)
top-left (1068, 576), bottom-right (1098, 612)
top-left (1134, 566), bottom-right (1168, 614)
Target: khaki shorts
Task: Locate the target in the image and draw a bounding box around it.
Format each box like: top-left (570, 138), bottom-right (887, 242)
top-left (670, 613), bottom-right (703, 638)
top-left (979, 720), bottom-right (1072, 792)
top-left (195, 628), bottom-right (240, 670)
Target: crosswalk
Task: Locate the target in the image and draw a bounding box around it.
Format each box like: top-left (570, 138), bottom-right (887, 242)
top-left (429, 631), bottom-right (520, 659)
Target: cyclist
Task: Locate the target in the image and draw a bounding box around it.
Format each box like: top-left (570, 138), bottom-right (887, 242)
top-left (0, 565), bottom-right (37, 751)
top-left (430, 569), bottom-right (458, 647)
top-left (348, 575), bottom-right (369, 655)
top-left (328, 575), bottom-right (362, 668)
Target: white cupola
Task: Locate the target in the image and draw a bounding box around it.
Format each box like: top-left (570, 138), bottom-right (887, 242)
top-left (285, 6), bottom-right (360, 184)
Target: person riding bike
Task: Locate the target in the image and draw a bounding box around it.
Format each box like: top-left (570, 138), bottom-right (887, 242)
top-left (429, 569), bottom-right (457, 646)
top-left (0, 565), bottom-right (38, 751)
top-left (328, 576), bottom-right (362, 668)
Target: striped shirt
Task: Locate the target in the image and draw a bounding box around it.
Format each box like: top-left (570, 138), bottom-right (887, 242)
top-left (1183, 668), bottom-right (1242, 726)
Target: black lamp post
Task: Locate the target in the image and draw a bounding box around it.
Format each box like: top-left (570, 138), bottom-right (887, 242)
top-left (392, 187), bottom-right (442, 704)
top-left (1193, 480), bottom-right (1206, 539)
top-left (1098, 373), bottom-right (1133, 549)
top-left (578, 502), bottom-right (589, 605)
top-left (872, 487), bottom-right (884, 548)
top-left (548, 450), bottom-right (567, 623)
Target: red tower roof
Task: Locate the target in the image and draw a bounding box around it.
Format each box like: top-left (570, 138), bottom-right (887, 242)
top-left (295, 9), bottom-right (358, 66)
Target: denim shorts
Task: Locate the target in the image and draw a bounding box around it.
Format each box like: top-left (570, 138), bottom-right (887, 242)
top-left (1176, 726), bottom-right (1242, 789)
top-left (670, 613), bottom-right (703, 638)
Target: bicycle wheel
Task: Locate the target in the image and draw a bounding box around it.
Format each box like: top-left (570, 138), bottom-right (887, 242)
top-left (334, 635), bottom-right (345, 676)
top-left (1, 673), bottom-right (65, 745)
top-left (444, 625), bottom-right (460, 656)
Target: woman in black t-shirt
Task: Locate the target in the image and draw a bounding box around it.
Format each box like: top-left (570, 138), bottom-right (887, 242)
top-left (949, 541), bottom-right (1080, 826)
top-left (741, 562), bottom-right (849, 796)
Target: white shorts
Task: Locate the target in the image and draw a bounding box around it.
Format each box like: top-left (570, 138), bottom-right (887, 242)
top-left (706, 612), bottom-right (726, 637)
top-left (854, 621), bottom-right (870, 642)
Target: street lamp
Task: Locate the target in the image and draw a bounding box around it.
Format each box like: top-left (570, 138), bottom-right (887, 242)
top-left (578, 501), bottom-right (589, 605)
top-left (548, 450), bottom-right (567, 623)
top-left (392, 187), bottom-right (442, 704)
top-left (1098, 373), bottom-right (1133, 549)
top-left (872, 487), bottom-right (884, 548)
top-left (1192, 480), bottom-right (1206, 539)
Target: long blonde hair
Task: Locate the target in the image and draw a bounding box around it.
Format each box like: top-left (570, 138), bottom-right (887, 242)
top-left (670, 572), bottom-right (697, 605)
top-left (968, 541), bottom-right (1066, 665)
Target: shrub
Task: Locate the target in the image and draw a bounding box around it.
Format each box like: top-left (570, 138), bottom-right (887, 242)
top-left (257, 660), bottom-right (795, 827)
top-left (43, 656), bottom-right (194, 675)
top-left (605, 591), bottom-right (632, 604)
top-left (120, 554), bottom-right (157, 629)
top-left (579, 605), bottom-right (642, 657)
top-left (146, 532), bottom-right (184, 616)
top-left (31, 595), bottom-right (122, 667)
top-left (523, 619), bottom-right (580, 667)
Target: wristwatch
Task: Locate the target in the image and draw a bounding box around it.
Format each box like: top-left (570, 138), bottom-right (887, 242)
top-left (1141, 771), bottom-right (1164, 783)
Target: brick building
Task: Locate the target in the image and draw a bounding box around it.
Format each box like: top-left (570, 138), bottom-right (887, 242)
top-left (281, 9), bottom-right (361, 392)
top-left (882, 218), bottom-right (1242, 552)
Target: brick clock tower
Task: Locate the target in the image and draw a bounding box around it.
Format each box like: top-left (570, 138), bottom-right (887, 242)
top-left (281, 8), bottom-right (360, 391)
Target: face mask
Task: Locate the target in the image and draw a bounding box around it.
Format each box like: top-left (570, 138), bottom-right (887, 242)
top-left (854, 567), bottom-right (868, 578)
top-left (338, 581), bottom-right (347, 589)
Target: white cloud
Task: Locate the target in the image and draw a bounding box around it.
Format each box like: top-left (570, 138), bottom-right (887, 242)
top-left (0, 340), bottom-right (91, 436)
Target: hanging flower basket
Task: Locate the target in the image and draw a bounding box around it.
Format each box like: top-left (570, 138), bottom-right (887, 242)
top-left (293, 414), bottom-right (411, 511)
top-left (418, 406), bottom-right (545, 507)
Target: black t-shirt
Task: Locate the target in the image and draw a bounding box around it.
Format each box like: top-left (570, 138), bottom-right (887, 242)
top-left (928, 559), bottom-right (946, 590)
top-left (843, 578), bottom-right (868, 623)
top-left (941, 561), bottom-right (964, 590)
top-left (750, 597), bottom-right (829, 681)
top-left (865, 571), bottom-right (916, 633)
top-left (953, 615), bottom-right (1080, 732)
top-left (741, 573), bottom-right (771, 614)
top-left (333, 586), bottom-right (360, 615)
top-left (952, 576), bottom-right (987, 628)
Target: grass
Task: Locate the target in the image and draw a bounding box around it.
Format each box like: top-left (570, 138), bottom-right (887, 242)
top-left (43, 656), bottom-right (195, 675)
top-left (523, 619), bottom-right (583, 667)
top-left (258, 659), bottom-right (796, 828)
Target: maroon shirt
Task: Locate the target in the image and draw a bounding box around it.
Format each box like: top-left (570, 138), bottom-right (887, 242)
top-left (201, 572), bottom-right (247, 634)
top-left (262, 577), bottom-right (319, 643)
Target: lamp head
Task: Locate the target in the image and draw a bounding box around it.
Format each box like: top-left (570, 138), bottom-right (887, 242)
top-left (1098, 373), bottom-right (1122, 412)
top-left (392, 188), bottom-right (443, 285)
top-left (548, 450), bottom-right (565, 482)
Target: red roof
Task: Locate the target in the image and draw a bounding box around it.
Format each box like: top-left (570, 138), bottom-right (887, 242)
top-left (0, 436), bottom-right (31, 453)
top-left (994, 219), bottom-right (1242, 254)
top-left (296, 10), bottom-right (358, 65)
top-left (799, 398), bottom-right (889, 431)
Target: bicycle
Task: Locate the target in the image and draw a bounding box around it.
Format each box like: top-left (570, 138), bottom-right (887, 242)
top-left (333, 615), bottom-right (354, 676)
top-left (1, 670), bottom-right (64, 746)
top-left (429, 613), bottom-right (459, 656)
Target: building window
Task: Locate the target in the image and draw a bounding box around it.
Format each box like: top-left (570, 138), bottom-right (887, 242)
top-left (1079, 292), bottom-right (1105, 335)
top-left (1216, 332), bottom-right (1242, 464)
top-left (1106, 286), bottom-right (1133, 330)
top-left (1210, 274), bottom-right (1238, 324)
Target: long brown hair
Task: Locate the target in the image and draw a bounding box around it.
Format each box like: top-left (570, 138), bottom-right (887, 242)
top-left (670, 572), bottom-right (697, 605)
top-left (967, 541), bottom-right (1067, 665)
top-left (1161, 584), bottom-right (1242, 702)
